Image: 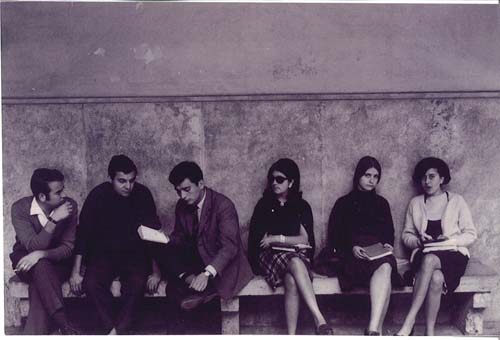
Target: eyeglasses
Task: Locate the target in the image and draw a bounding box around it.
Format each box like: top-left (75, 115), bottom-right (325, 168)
top-left (271, 175), bottom-right (288, 184)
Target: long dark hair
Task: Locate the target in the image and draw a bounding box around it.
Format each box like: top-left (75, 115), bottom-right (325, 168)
top-left (352, 156), bottom-right (382, 191)
top-left (263, 158), bottom-right (302, 201)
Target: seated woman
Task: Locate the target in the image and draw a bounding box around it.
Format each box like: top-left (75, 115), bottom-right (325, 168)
top-left (396, 157), bottom-right (477, 336)
top-left (247, 158), bottom-right (333, 335)
top-left (328, 156), bottom-right (401, 335)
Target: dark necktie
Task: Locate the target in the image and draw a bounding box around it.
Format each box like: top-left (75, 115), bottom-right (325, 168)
top-left (192, 206), bottom-right (199, 236)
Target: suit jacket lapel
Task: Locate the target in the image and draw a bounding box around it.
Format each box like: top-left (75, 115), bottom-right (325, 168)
top-left (197, 188), bottom-right (212, 237)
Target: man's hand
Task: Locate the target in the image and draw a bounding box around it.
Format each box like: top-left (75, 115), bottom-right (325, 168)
top-left (189, 272), bottom-right (209, 292)
top-left (146, 272), bottom-right (161, 294)
top-left (69, 272), bottom-right (84, 296)
top-left (51, 201), bottom-right (73, 222)
top-left (15, 250), bottom-right (45, 272)
top-left (352, 246), bottom-right (369, 260)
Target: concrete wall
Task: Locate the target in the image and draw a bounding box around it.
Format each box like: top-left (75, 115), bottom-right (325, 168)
top-left (3, 96), bottom-right (500, 330)
top-left (2, 1), bottom-right (500, 333)
top-left (2, 3), bottom-right (500, 97)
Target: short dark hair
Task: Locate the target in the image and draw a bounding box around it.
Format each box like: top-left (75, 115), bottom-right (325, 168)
top-left (30, 168), bottom-right (64, 198)
top-left (169, 161), bottom-right (204, 186)
top-left (108, 155), bottom-right (137, 179)
top-left (264, 158), bottom-right (302, 200)
top-left (412, 157), bottom-right (451, 185)
top-left (353, 156), bottom-right (382, 190)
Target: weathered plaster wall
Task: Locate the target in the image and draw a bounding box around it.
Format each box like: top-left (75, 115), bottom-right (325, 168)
top-left (3, 97), bottom-right (500, 330)
top-left (2, 2), bottom-right (500, 97)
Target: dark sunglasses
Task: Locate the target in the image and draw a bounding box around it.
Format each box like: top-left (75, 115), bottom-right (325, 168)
top-left (271, 175), bottom-right (288, 184)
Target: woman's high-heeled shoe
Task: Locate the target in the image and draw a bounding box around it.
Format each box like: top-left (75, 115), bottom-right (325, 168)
top-left (394, 327), bottom-right (414, 336)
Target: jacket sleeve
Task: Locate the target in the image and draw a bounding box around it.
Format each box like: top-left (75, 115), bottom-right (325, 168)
top-left (75, 190), bottom-right (98, 257)
top-left (379, 198), bottom-right (395, 246)
top-left (452, 196), bottom-right (477, 247)
top-left (300, 200), bottom-right (316, 260)
top-left (140, 187), bottom-right (162, 230)
top-left (169, 201), bottom-right (189, 247)
top-left (401, 199), bottom-right (421, 250)
top-left (247, 199), bottom-right (267, 274)
top-left (207, 199), bottom-right (240, 275)
top-left (327, 198), bottom-right (350, 257)
top-left (12, 200), bottom-right (53, 251)
top-left (45, 200), bottom-right (78, 261)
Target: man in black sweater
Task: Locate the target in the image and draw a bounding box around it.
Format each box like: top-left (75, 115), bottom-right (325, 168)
top-left (69, 155), bottom-right (161, 334)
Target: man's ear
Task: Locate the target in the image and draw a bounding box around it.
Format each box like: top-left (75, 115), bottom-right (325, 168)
top-left (37, 193), bottom-right (47, 202)
top-left (198, 179), bottom-right (205, 189)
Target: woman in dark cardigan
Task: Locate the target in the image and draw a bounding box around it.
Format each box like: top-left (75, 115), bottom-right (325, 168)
top-left (248, 158), bottom-right (332, 335)
top-left (327, 156), bottom-right (400, 335)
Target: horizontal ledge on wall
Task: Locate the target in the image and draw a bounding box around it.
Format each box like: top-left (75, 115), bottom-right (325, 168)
top-left (2, 91), bottom-right (500, 105)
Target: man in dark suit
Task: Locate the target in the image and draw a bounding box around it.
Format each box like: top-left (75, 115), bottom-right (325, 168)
top-left (150, 161), bottom-right (253, 312)
top-left (9, 168), bottom-right (80, 335)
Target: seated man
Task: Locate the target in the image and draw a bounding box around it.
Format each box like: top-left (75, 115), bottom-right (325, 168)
top-left (10, 168), bottom-right (79, 335)
top-left (150, 161), bottom-right (253, 313)
top-left (69, 155), bottom-right (161, 335)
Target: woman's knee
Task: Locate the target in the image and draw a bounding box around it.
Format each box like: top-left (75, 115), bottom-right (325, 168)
top-left (429, 270), bottom-right (445, 292)
top-left (421, 254), bottom-right (441, 271)
top-left (287, 257), bottom-right (305, 272)
top-left (284, 273), bottom-right (297, 292)
top-left (377, 262), bottom-right (392, 277)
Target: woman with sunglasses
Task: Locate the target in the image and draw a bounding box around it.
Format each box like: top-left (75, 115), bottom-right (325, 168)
top-left (247, 158), bottom-right (333, 335)
top-left (327, 156), bottom-right (400, 335)
top-left (395, 157), bottom-right (477, 336)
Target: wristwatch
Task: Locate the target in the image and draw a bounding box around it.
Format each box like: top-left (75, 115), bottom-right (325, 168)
top-left (203, 270), bottom-right (212, 278)
top-left (47, 216), bottom-right (58, 224)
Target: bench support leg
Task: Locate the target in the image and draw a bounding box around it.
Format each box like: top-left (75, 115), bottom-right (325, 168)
top-left (221, 298), bottom-right (240, 334)
top-left (452, 292), bottom-right (490, 335)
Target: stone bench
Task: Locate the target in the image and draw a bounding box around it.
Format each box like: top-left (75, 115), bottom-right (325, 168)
top-left (7, 259), bottom-right (498, 335)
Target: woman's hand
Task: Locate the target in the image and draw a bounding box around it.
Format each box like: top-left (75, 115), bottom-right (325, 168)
top-left (352, 246), bottom-right (369, 260)
top-left (260, 233), bottom-right (277, 248)
top-left (383, 243), bottom-right (394, 251)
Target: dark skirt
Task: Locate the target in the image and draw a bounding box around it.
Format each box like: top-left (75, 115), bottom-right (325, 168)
top-left (258, 247), bottom-right (312, 289)
top-left (411, 249), bottom-right (469, 294)
top-left (340, 254), bottom-right (401, 291)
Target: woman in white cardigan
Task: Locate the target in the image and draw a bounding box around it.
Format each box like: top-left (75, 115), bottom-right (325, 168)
top-left (396, 157), bottom-right (477, 336)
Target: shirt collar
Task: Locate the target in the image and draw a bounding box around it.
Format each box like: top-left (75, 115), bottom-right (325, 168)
top-left (30, 197), bottom-right (45, 216)
top-left (197, 189), bottom-right (206, 211)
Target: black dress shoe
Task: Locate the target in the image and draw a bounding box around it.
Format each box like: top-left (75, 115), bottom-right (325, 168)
top-left (364, 329), bottom-right (380, 335)
top-left (60, 323), bottom-right (82, 335)
top-left (180, 289), bottom-right (218, 311)
top-left (316, 323), bottom-right (334, 335)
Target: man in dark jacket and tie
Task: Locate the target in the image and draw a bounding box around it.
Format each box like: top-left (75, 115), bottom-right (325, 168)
top-left (150, 161), bottom-right (253, 313)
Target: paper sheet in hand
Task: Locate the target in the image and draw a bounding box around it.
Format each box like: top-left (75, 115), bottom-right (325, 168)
top-left (137, 225), bottom-right (169, 244)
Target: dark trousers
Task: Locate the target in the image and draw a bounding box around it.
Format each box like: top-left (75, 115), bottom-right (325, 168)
top-left (14, 256), bottom-right (72, 335)
top-left (150, 242), bottom-right (211, 304)
top-left (82, 254), bottom-right (149, 334)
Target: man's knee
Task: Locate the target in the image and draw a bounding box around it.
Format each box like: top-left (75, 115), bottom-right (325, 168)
top-left (31, 259), bottom-right (56, 279)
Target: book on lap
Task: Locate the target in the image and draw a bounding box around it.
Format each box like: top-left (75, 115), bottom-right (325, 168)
top-left (270, 242), bottom-right (312, 253)
top-left (422, 238), bottom-right (457, 253)
top-left (362, 243), bottom-right (393, 261)
top-left (137, 225), bottom-right (170, 244)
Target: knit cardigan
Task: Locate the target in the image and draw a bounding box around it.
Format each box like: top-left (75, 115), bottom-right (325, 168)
top-left (402, 192), bottom-right (477, 262)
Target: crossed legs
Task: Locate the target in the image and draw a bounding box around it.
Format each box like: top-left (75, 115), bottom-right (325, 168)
top-left (283, 257), bottom-right (327, 334)
top-left (397, 254), bottom-right (444, 336)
